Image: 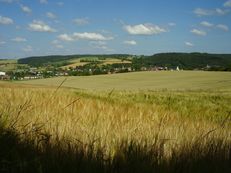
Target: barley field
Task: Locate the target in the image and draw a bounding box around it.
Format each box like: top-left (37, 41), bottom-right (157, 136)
top-left (0, 71), bottom-right (231, 172)
top-left (19, 71), bottom-right (231, 90)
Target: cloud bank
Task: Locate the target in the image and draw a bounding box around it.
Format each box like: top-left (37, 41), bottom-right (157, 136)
top-left (124, 40), bottom-right (137, 45)
top-left (0, 15), bottom-right (13, 25)
top-left (11, 37), bottom-right (27, 42)
top-left (20, 4), bottom-right (32, 14)
top-left (124, 24), bottom-right (166, 35)
top-left (191, 29), bottom-right (207, 36)
top-left (58, 32), bottom-right (113, 41)
top-left (28, 20), bottom-right (56, 32)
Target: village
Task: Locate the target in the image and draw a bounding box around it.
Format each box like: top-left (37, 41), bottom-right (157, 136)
top-left (0, 62), bottom-right (181, 81)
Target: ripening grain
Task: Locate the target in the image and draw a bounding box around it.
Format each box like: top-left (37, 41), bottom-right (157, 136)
top-left (0, 87), bottom-right (230, 158)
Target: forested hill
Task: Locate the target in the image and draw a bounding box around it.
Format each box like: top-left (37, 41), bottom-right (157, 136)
top-left (18, 55), bottom-right (78, 67)
top-left (17, 53), bottom-right (231, 70)
top-left (132, 53), bottom-right (231, 70)
top-left (18, 54), bottom-right (130, 67)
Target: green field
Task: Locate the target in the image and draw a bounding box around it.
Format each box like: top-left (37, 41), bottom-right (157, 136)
top-left (0, 59), bottom-right (17, 64)
top-left (0, 59), bottom-right (28, 71)
top-left (61, 57), bottom-right (131, 69)
top-left (0, 59), bottom-right (17, 71)
top-left (18, 71), bottom-right (231, 90)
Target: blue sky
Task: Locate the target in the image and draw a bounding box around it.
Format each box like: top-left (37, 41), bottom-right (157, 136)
top-left (0, 0), bottom-right (231, 58)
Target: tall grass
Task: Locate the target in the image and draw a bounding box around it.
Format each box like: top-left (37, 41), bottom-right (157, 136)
top-left (0, 86), bottom-right (230, 172)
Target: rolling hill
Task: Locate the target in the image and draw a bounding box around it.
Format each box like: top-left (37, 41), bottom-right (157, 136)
top-left (17, 53), bottom-right (231, 70)
top-left (133, 53), bottom-right (231, 70)
top-left (17, 54), bottom-right (130, 67)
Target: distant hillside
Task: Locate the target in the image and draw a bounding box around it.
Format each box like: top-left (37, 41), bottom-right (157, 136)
top-left (133, 53), bottom-right (231, 70)
top-left (18, 54), bottom-right (130, 67)
top-left (18, 53), bottom-right (231, 70)
top-left (18, 55), bottom-right (81, 67)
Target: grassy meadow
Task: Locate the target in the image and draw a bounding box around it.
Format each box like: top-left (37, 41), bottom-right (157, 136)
top-left (0, 59), bottom-right (28, 71)
top-left (0, 71), bottom-right (231, 172)
top-left (0, 59), bottom-right (17, 71)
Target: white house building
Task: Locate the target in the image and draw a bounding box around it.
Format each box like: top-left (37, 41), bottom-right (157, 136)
top-left (0, 71), bottom-right (6, 76)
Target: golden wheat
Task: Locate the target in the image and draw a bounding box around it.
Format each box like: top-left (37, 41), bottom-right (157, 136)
top-left (0, 86), bottom-right (230, 160)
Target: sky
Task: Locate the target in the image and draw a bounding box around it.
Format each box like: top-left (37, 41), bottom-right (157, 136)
top-left (0, 0), bottom-right (231, 59)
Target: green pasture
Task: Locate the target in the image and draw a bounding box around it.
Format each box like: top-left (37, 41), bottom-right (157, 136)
top-left (0, 59), bottom-right (28, 71)
top-left (0, 59), bottom-right (17, 71)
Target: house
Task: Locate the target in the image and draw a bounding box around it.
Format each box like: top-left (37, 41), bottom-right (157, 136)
top-left (0, 71), bottom-right (6, 76)
top-left (0, 71), bottom-right (10, 80)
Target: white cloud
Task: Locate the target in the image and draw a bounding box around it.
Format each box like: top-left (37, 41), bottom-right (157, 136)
top-left (90, 41), bottom-right (107, 46)
top-left (57, 2), bottom-right (63, 6)
top-left (28, 20), bottom-right (56, 32)
top-left (96, 45), bottom-right (109, 50)
top-left (0, 15), bottom-right (13, 25)
top-left (168, 22), bottom-right (176, 26)
top-left (194, 8), bottom-right (229, 16)
top-left (185, 42), bottom-right (194, 47)
top-left (224, 0), bottom-right (231, 7)
top-left (20, 4), bottom-right (32, 14)
top-left (55, 44), bottom-right (64, 49)
top-left (191, 29), bottom-right (207, 36)
top-left (0, 41), bottom-right (6, 45)
top-left (40, 0), bottom-right (48, 4)
top-left (11, 37), bottom-right (27, 42)
top-left (200, 22), bottom-right (229, 32)
top-left (46, 12), bottom-right (56, 19)
top-left (215, 8), bottom-right (229, 15)
top-left (57, 34), bottom-right (74, 41)
top-left (51, 40), bottom-right (63, 49)
top-left (200, 21), bottom-right (214, 27)
top-left (22, 45), bottom-right (33, 52)
top-left (73, 18), bottom-right (89, 26)
top-left (124, 24), bottom-right (166, 35)
top-left (124, 40), bottom-right (137, 45)
top-left (73, 32), bottom-right (113, 41)
top-left (16, 25), bottom-right (21, 29)
top-left (58, 32), bottom-right (113, 42)
top-left (216, 24), bottom-right (229, 31)
top-left (194, 8), bottom-right (213, 16)
top-left (51, 40), bottom-right (60, 44)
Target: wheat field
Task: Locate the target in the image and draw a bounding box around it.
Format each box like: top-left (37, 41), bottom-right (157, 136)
top-left (0, 81), bottom-right (230, 172)
top-left (18, 71), bottom-right (231, 90)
